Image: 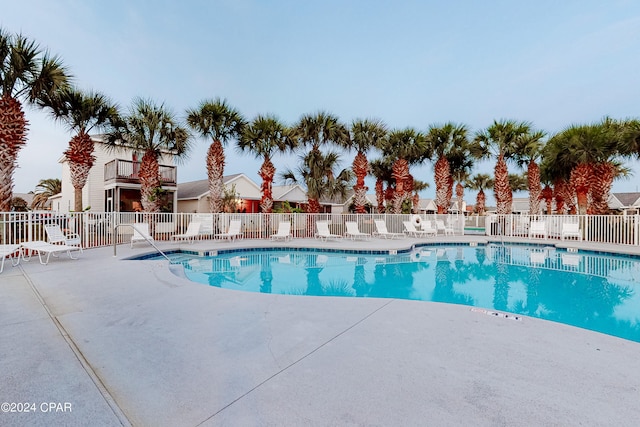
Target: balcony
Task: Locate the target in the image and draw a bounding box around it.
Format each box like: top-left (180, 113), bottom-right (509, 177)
top-left (104, 159), bottom-right (176, 185)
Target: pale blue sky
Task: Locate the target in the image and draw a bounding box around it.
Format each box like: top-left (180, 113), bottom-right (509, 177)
top-left (3, 0), bottom-right (640, 200)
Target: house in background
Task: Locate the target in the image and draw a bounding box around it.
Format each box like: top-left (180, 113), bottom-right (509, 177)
top-left (609, 192), bottom-right (640, 214)
top-left (177, 174), bottom-right (261, 213)
top-left (53, 137), bottom-right (178, 213)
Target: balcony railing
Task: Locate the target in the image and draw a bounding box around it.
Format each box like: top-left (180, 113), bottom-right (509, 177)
top-left (104, 159), bottom-right (176, 185)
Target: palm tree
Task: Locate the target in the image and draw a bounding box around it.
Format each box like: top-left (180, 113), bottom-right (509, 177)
top-left (541, 143), bottom-right (574, 214)
top-left (466, 173), bottom-right (493, 215)
top-left (473, 120), bottom-right (531, 214)
top-left (31, 178), bottom-right (61, 209)
top-left (381, 128), bottom-right (425, 214)
top-left (109, 98), bottom-right (191, 212)
top-left (42, 87), bottom-right (117, 211)
top-left (512, 129), bottom-right (546, 215)
top-left (291, 111), bottom-right (350, 212)
top-left (508, 173), bottom-right (529, 193)
top-left (346, 118), bottom-right (387, 213)
top-left (281, 150), bottom-right (354, 213)
top-left (237, 114), bottom-right (294, 213)
top-left (369, 157), bottom-right (393, 213)
top-left (448, 141), bottom-right (474, 215)
top-left (186, 98), bottom-right (245, 213)
top-left (0, 29), bottom-right (70, 211)
top-left (412, 179), bottom-right (429, 214)
top-left (425, 123), bottom-right (469, 214)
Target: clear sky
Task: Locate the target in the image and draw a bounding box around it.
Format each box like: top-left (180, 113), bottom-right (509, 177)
top-left (3, 0), bottom-right (640, 202)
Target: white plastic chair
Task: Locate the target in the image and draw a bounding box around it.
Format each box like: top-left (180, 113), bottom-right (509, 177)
top-left (528, 221), bottom-right (547, 239)
top-left (561, 222), bottom-right (581, 241)
top-left (44, 223), bottom-right (83, 253)
top-left (131, 223), bottom-right (155, 247)
top-left (372, 220), bottom-right (405, 239)
top-left (1, 244), bottom-right (21, 273)
top-left (215, 219), bottom-right (243, 241)
top-left (344, 221), bottom-right (371, 240)
top-left (435, 220), bottom-right (454, 236)
top-left (403, 221), bottom-right (435, 238)
top-left (315, 221), bottom-right (342, 241)
top-left (271, 221), bottom-right (292, 241)
top-left (172, 222), bottom-right (201, 243)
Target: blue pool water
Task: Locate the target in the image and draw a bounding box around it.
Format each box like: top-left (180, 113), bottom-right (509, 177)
top-left (150, 244), bottom-right (640, 343)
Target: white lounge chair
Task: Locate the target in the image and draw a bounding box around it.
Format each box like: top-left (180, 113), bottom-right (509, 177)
top-left (421, 220), bottom-right (438, 236)
top-left (372, 220), bottom-right (405, 239)
top-left (271, 221), bottom-right (293, 241)
top-left (561, 222), bottom-right (581, 241)
top-left (344, 221), bottom-right (371, 240)
top-left (131, 223), bottom-right (155, 247)
top-left (215, 219), bottom-right (243, 241)
top-left (528, 221), bottom-right (547, 239)
top-left (315, 221), bottom-right (342, 241)
top-left (44, 223), bottom-right (83, 253)
top-left (403, 221), bottom-right (435, 238)
top-left (435, 220), bottom-right (454, 236)
top-left (1, 244), bottom-right (21, 273)
top-left (21, 241), bottom-right (80, 265)
top-left (172, 222), bottom-right (201, 243)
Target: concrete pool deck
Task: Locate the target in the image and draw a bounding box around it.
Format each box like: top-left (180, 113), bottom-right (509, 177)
top-left (2, 236), bottom-right (640, 426)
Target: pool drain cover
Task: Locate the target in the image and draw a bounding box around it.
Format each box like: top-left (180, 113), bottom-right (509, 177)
top-left (471, 308), bottom-right (522, 321)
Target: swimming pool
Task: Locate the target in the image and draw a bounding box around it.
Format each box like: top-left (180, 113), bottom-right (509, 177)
top-left (149, 244), bottom-right (640, 343)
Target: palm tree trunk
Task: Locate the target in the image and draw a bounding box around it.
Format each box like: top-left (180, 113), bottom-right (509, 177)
top-left (65, 132), bottom-right (96, 212)
top-left (392, 158), bottom-right (409, 214)
top-left (434, 156), bottom-right (450, 214)
top-left (258, 156), bottom-right (275, 213)
top-left (528, 160), bottom-right (542, 215)
top-left (476, 190), bottom-right (486, 215)
top-left (307, 198), bottom-right (321, 213)
top-left (69, 162), bottom-right (92, 211)
top-left (455, 182), bottom-right (464, 214)
top-left (541, 184), bottom-right (553, 214)
top-left (0, 95), bottom-right (28, 211)
top-left (570, 163), bottom-right (591, 215)
top-left (375, 179), bottom-right (385, 213)
top-left (494, 154), bottom-right (512, 214)
top-left (590, 162), bottom-right (615, 215)
top-left (207, 140), bottom-right (225, 213)
top-left (139, 150), bottom-right (161, 212)
top-left (352, 151), bottom-right (369, 214)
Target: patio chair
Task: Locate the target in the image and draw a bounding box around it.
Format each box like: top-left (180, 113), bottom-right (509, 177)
top-left (435, 220), bottom-right (455, 236)
top-left (21, 241), bottom-right (80, 265)
top-left (171, 222), bottom-right (201, 244)
top-left (344, 221), bottom-right (371, 240)
top-left (315, 221), bottom-right (342, 241)
top-left (271, 221), bottom-right (293, 241)
top-left (1, 244), bottom-right (21, 273)
top-left (421, 220), bottom-right (438, 236)
top-left (214, 219), bottom-right (243, 241)
top-left (131, 223), bottom-right (155, 247)
top-left (372, 220), bottom-right (405, 239)
top-left (528, 220), bottom-right (547, 239)
top-left (403, 221), bottom-right (435, 238)
top-left (44, 223), bottom-right (83, 253)
top-left (561, 222), bottom-right (581, 241)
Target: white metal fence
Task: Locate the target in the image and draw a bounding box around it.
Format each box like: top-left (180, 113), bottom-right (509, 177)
top-left (0, 212), bottom-right (638, 248)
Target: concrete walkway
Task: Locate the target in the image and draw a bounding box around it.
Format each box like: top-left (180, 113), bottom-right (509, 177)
top-left (1, 237), bottom-right (640, 426)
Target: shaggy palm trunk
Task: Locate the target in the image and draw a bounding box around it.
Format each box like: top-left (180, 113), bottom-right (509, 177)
top-left (392, 158), bottom-right (409, 214)
top-left (375, 179), bottom-right (385, 213)
top-left (570, 163), bottom-right (591, 215)
top-left (446, 176), bottom-right (454, 213)
top-left (476, 190), bottom-right (486, 215)
top-left (590, 162), bottom-right (615, 215)
top-left (307, 198), bottom-right (321, 213)
top-left (65, 132), bottom-right (96, 212)
top-left (494, 154), bottom-right (512, 214)
top-left (528, 161), bottom-right (542, 215)
top-left (139, 150), bottom-right (161, 212)
top-left (455, 182), bottom-right (464, 214)
top-left (0, 96), bottom-right (28, 212)
top-left (258, 156), bottom-right (275, 213)
top-left (553, 179), bottom-right (565, 214)
top-left (352, 151), bottom-right (369, 214)
top-left (434, 156), bottom-right (450, 214)
top-left (207, 140), bottom-right (225, 213)
top-left (541, 185), bottom-right (553, 214)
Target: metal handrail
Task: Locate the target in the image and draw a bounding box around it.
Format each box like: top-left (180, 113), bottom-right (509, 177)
top-left (113, 223), bottom-right (171, 262)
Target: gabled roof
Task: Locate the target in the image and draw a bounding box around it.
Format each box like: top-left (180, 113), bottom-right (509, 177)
top-left (611, 192), bottom-right (640, 208)
top-left (177, 174), bottom-right (262, 201)
top-left (272, 184), bottom-right (307, 203)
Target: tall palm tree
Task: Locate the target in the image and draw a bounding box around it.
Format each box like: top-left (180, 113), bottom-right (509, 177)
top-left (369, 157), bottom-right (393, 213)
top-left (0, 29), bottom-right (70, 211)
top-left (42, 87), bottom-right (117, 211)
top-left (281, 150), bottom-right (354, 213)
top-left (473, 120), bottom-right (531, 215)
top-left (466, 173), bottom-right (493, 215)
top-left (109, 98), bottom-right (191, 212)
top-left (425, 122), bottom-right (469, 214)
top-left (448, 141), bottom-right (474, 215)
top-left (291, 111), bottom-right (349, 213)
top-left (381, 128), bottom-right (425, 214)
top-left (541, 143), bottom-right (574, 214)
top-left (186, 98), bottom-right (245, 213)
top-left (31, 178), bottom-right (61, 209)
top-left (237, 114), bottom-right (294, 213)
top-left (512, 129), bottom-right (546, 215)
top-left (346, 118), bottom-right (387, 213)
top-left (412, 179), bottom-right (429, 214)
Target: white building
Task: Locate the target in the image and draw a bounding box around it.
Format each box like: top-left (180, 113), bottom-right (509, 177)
top-left (53, 137), bottom-right (178, 213)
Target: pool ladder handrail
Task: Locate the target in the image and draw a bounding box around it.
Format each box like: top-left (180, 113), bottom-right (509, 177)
top-left (112, 223), bottom-right (172, 262)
